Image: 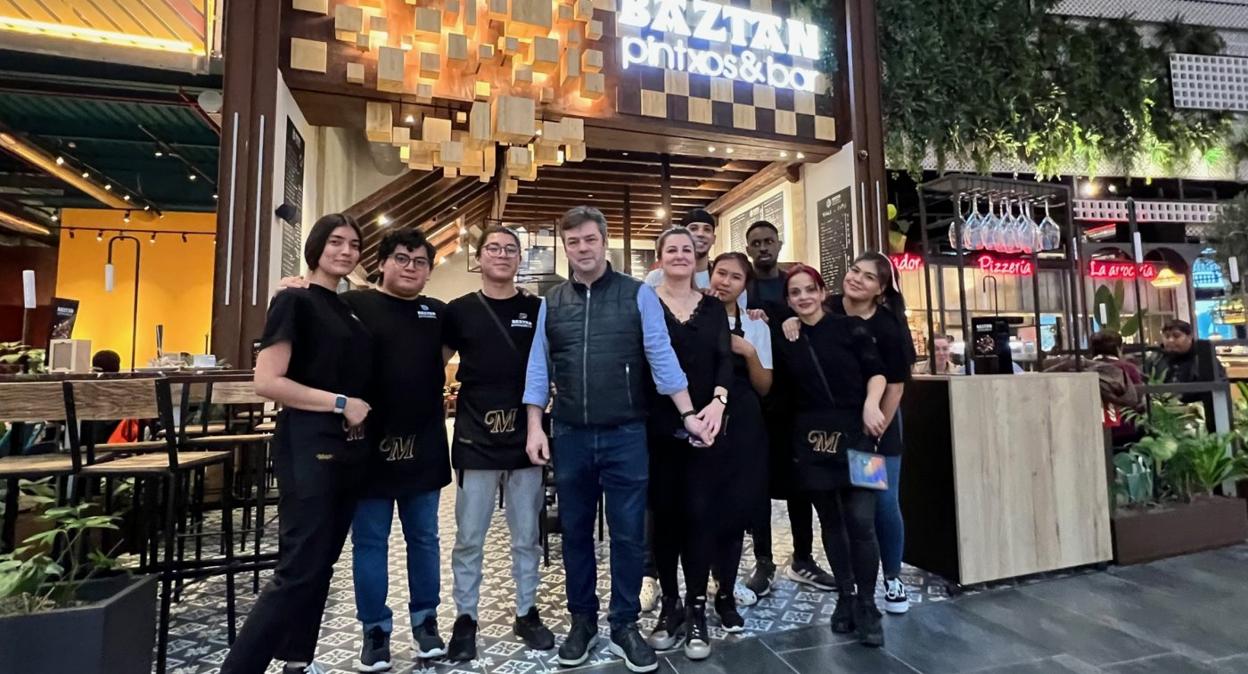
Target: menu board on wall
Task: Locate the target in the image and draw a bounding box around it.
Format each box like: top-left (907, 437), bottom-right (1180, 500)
top-left (281, 120), bottom-right (305, 278)
top-left (817, 187), bottom-right (853, 289)
top-left (729, 190), bottom-right (785, 253)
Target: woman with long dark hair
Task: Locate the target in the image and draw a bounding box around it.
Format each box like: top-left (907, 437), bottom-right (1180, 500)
top-left (222, 214), bottom-right (373, 674)
top-left (706, 252), bottom-right (772, 632)
top-left (773, 264), bottom-right (888, 647)
top-left (784, 251), bottom-right (915, 614)
top-left (645, 227), bottom-right (732, 661)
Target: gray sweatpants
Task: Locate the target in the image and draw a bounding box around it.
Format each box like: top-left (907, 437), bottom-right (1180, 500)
top-left (451, 467), bottom-right (544, 620)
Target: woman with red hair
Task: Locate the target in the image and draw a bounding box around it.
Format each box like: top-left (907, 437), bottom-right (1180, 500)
top-left (771, 265), bottom-right (888, 648)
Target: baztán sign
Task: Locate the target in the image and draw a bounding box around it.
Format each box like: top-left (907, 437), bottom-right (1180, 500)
top-left (617, 0), bottom-right (822, 92)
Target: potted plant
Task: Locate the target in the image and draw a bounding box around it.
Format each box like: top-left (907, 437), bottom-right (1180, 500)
top-left (0, 342), bottom-right (46, 376)
top-left (0, 480), bottom-right (156, 674)
top-left (1111, 396), bottom-right (1248, 564)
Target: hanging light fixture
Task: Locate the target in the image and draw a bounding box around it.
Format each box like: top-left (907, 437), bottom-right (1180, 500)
top-left (1151, 268), bottom-right (1183, 289)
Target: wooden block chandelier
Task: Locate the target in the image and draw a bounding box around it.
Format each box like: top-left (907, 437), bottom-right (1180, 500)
top-left (297, 0), bottom-right (602, 182)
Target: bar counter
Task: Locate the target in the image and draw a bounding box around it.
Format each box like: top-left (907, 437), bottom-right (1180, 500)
top-left (900, 372), bottom-right (1113, 585)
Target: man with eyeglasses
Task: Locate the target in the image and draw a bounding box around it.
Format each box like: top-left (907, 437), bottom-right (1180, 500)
top-left (440, 226), bottom-right (555, 661)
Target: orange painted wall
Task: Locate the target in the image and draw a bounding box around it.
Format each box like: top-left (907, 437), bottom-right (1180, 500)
top-left (55, 209), bottom-right (216, 369)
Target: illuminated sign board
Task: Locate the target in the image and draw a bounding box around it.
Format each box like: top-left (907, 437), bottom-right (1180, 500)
top-left (890, 252), bottom-right (923, 272)
top-left (1087, 260), bottom-right (1158, 280)
top-left (977, 254), bottom-right (1033, 276)
top-left (1191, 258), bottom-right (1225, 289)
top-left (617, 0), bottom-right (821, 92)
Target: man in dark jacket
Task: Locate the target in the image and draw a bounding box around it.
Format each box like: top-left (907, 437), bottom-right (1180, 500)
top-left (523, 206), bottom-right (709, 673)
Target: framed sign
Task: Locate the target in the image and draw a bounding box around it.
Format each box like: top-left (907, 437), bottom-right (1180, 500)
top-left (817, 187), bottom-right (853, 289)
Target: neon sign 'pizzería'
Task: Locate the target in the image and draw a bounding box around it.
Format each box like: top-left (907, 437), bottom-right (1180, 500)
top-left (617, 0), bottom-right (822, 92)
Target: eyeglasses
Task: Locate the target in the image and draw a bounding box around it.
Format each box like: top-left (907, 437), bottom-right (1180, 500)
top-left (482, 243), bottom-right (521, 258)
top-left (748, 237), bottom-right (778, 248)
top-left (390, 253), bottom-right (431, 269)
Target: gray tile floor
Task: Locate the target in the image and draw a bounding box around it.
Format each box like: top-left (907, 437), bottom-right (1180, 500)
top-left (576, 544), bottom-right (1248, 674)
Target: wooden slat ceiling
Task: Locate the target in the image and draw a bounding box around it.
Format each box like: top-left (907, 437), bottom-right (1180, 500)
top-left (503, 148), bottom-right (771, 239)
top-left (0, 0), bottom-right (207, 53)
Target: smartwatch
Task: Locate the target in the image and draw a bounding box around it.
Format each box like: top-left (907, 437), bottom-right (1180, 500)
top-left (333, 394), bottom-right (348, 414)
top-left (714, 394), bottom-right (729, 406)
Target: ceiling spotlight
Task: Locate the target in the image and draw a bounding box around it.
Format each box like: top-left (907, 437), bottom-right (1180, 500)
top-left (796, 152), bottom-right (806, 159)
top-left (1081, 180), bottom-right (1100, 198)
top-left (67, 141), bottom-right (76, 149)
top-left (188, 173), bottom-right (197, 181)
top-left (587, 193), bottom-right (594, 198)
top-left (780, 151), bottom-right (789, 158)
top-left (536, 128), bottom-right (543, 136)
top-left (1108, 184), bottom-right (1119, 194)
top-left (404, 114), bottom-right (416, 124)
top-left (68, 230), bottom-right (74, 239)
top-left (51, 213), bottom-right (59, 222)
top-left (123, 211), bottom-right (131, 224)
top-left (725, 147), bottom-right (734, 154)
top-left (96, 231), bottom-right (103, 241)
top-left (55, 156), bottom-right (64, 166)
top-left (123, 194), bottom-right (131, 201)
top-left (707, 145), bottom-right (716, 152)
top-left (212, 194), bottom-right (218, 200)
top-left (655, 207), bottom-right (666, 218)
top-left (452, 204), bottom-right (459, 210)
top-left (459, 227), bottom-right (468, 235)
top-left (143, 205), bottom-right (150, 211)
top-left (150, 233), bottom-right (157, 244)
top-left (104, 184), bottom-right (112, 191)
top-left (622, 152), bottom-right (629, 156)
top-left (455, 245), bottom-right (463, 253)
top-left (154, 151), bottom-right (164, 157)
top-left (159, 213), bottom-right (165, 220)
top-left (378, 214), bottom-right (389, 225)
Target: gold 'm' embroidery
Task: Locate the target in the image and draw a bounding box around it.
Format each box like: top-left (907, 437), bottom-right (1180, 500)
top-left (807, 430), bottom-right (842, 455)
top-left (484, 408), bottom-right (518, 434)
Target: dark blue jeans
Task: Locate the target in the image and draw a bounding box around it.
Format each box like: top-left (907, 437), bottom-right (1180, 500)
top-left (877, 456), bottom-right (904, 577)
top-left (552, 420), bottom-right (648, 630)
top-left (351, 490), bottom-right (442, 632)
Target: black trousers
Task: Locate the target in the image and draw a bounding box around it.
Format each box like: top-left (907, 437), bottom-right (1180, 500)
top-left (219, 485), bottom-right (356, 673)
top-left (749, 495), bottom-right (815, 565)
top-left (649, 434), bottom-right (719, 600)
top-left (809, 487), bottom-right (879, 596)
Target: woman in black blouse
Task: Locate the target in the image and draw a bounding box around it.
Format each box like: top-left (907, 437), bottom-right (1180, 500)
top-left (645, 227), bottom-right (732, 662)
top-left (222, 214), bottom-right (374, 674)
top-left (772, 265), bottom-right (888, 649)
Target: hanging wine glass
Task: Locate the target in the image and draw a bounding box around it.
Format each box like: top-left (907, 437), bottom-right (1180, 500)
top-left (1039, 198), bottom-right (1062, 251)
top-left (963, 194), bottom-right (983, 250)
top-left (1028, 202), bottom-right (1044, 253)
top-left (1016, 200), bottom-right (1036, 255)
top-left (999, 198), bottom-right (1019, 253)
top-left (980, 196), bottom-right (1000, 251)
top-left (949, 194), bottom-right (966, 250)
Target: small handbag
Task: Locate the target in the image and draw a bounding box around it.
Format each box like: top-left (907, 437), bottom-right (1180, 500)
top-left (804, 335), bottom-right (887, 491)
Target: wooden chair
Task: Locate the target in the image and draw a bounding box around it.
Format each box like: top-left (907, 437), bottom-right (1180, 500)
top-left (0, 381), bottom-right (76, 553)
top-left (68, 378), bottom-right (237, 674)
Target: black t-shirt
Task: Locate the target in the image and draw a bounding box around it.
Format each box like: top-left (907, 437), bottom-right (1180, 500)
top-left (259, 285), bottom-right (373, 496)
top-left (748, 275), bottom-right (787, 314)
top-left (827, 294), bottom-right (912, 455)
top-left (342, 289), bottom-right (451, 497)
top-left (444, 291), bottom-right (543, 470)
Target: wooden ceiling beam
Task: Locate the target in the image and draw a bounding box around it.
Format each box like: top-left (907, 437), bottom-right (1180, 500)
top-left (705, 161), bottom-right (799, 215)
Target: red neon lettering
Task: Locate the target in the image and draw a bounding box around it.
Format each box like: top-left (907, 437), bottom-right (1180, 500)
top-left (1088, 260), bottom-right (1159, 280)
top-left (976, 254), bottom-right (1033, 276)
top-left (890, 253), bottom-right (923, 272)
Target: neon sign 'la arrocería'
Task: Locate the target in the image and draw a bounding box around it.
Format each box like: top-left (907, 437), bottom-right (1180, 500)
top-left (617, 0), bottom-right (822, 92)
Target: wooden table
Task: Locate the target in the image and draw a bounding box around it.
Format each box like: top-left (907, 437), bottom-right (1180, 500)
top-left (900, 372), bottom-right (1113, 586)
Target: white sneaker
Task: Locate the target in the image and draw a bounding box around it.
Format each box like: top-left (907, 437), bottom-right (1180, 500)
top-left (640, 576), bottom-right (660, 613)
top-left (733, 580), bottom-right (757, 607)
top-left (884, 577), bottom-right (910, 614)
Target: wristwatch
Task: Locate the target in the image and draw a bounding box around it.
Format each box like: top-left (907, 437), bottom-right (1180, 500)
top-left (333, 394), bottom-right (348, 414)
top-left (714, 394), bottom-right (729, 406)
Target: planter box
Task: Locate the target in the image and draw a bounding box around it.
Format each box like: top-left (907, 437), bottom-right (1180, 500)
top-left (0, 574), bottom-right (156, 674)
top-left (1112, 496), bottom-right (1248, 565)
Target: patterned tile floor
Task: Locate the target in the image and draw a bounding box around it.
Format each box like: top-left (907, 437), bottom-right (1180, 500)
top-left (159, 488), bottom-right (954, 674)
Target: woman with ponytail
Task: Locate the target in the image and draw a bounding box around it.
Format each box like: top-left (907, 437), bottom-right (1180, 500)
top-left (782, 251), bottom-right (915, 615)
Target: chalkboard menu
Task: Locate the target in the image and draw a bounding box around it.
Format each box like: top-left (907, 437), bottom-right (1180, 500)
top-left (817, 187), bottom-right (853, 289)
top-left (729, 190), bottom-right (784, 253)
top-left (280, 120), bottom-right (305, 278)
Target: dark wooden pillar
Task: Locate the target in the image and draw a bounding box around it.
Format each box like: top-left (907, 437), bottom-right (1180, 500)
top-left (623, 185), bottom-right (632, 274)
top-left (212, 0), bottom-right (282, 368)
top-left (844, 0), bottom-right (889, 251)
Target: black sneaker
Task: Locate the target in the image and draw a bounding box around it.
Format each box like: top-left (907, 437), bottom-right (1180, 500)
top-left (745, 559), bottom-right (775, 597)
top-left (830, 593), bottom-right (856, 634)
top-left (884, 577), bottom-right (911, 614)
top-left (447, 614), bottom-right (477, 662)
top-left (609, 623), bottom-right (659, 672)
top-left (514, 606), bottom-right (556, 650)
top-left (646, 595), bottom-right (685, 650)
top-left (683, 597), bottom-right (711, 661)
top-left (557, 613), bottom-right (598, 667)
top-left (413, 616), bottom-right (447, 659)
top-left (786, 557), bottom-right (837, 591)
top-left (714, 591), bottom-right (744, 633)
top-left (854, 597), bottom-right (884, 648)
top-left (355, 626), bottom-right (392, 672)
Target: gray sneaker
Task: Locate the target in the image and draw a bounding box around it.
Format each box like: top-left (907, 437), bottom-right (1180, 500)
top-left (355, 626), bottom-right (392, 672)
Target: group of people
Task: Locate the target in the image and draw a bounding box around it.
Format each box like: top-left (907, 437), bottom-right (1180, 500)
top-left (220, 204), bottom-right (916, 674)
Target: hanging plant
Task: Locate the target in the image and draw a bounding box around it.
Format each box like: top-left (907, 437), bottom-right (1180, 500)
top-left (1208, 193), bottom-right (1248, 275)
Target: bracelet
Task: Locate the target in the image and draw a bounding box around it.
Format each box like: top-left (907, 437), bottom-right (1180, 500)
top-left (680, 410), bottom-right (697, 419)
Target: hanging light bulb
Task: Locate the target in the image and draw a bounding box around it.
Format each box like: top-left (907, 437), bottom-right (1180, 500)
top-left (55, 156), bottom-right (64, 166)
top-left (150, 232), bottom-right (157, 244)
top-left (123, 210), bottom-right (131, 224)
top-left (96, 230), bottom-right (103, 242)
top-left (82, 171), bottom-right (89, 178)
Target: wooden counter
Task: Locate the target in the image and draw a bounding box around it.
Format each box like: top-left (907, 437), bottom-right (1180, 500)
top-left (900, 372), bottom-right (1113, 585)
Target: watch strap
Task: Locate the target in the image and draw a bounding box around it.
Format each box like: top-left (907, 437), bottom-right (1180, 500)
top-left (334, 394), bottom-right (348, 413)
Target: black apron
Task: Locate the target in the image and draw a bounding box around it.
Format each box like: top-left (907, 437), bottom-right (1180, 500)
top-left (273, 408), bottom-right (369, 497)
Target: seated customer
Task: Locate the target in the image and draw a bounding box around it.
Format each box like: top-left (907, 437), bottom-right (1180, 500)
top-left (913, 334), bottom-right (959, 374)
top-left (1143, 319), bottom-right (1227, 427)
top-left (1045, 331), bottom-right (1143, 445)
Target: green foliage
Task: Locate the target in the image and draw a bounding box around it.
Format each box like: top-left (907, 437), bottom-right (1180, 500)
top-left (1113, 451), bottom-right (1154, 507)
top-left (1168, 431), bottom-right (1248, 497)
top-left (860, 1), bottom-right (1235, 177)
top-left (0, 342), bottom-right (46, 374)
top-left (0, 479), bottom-right (123, 616)
top-left (1209, 193), bottom-right (1248, 278)
top-left (1092, 281), bottom-right (1147, 338)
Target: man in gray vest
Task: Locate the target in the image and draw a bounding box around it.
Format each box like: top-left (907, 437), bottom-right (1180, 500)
top-left (524, 206), bottom-right (710, 673)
